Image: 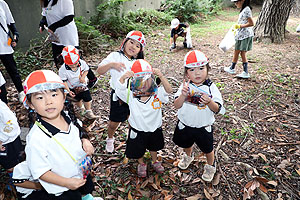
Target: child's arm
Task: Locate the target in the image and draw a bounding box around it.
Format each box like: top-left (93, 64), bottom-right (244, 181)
top-left (0, 141), bottom-right (4, 151)
top-left (40, 171), bottom-right (86, 190)
top-left (81, 138), bottom-right (94, 156)
top-left (174, 81), bottom-right (189, 109)
top-left (153, 68), bottom-right (172, 93)
top-left (97, 62), bottom-right (126, 75)
top-left (63, 81), bottom-right (75, 97)
top-left (119, 71), bottom-right (134, 84)
top-left (79, 70), bottom-right (88, 83)
top-left (14, 181), bottom-right (42, 190)
top-left (200, 93), bottom-right (220, 113)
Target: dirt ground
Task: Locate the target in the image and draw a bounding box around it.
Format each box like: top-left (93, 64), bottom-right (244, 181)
top-left (1, 6), bottom-right (300, 200)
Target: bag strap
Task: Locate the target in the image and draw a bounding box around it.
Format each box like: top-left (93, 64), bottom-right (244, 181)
top-left (35, 121), bottom-right (77, 163)
top-left (0, 21), bottom-right (9, 35)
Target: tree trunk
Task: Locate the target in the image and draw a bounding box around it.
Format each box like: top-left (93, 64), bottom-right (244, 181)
top-left (254, 0), bottom-right (295, 43)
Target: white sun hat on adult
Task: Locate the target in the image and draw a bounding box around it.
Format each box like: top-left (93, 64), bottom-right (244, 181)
top-left (170, 18), bottom-right (180, 29)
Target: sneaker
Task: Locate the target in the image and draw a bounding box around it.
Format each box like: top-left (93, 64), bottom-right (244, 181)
top-left (18, 91), bottom-right (25, 103)
top-left (105, 137), bottom-right (115, 153)
top-left (236, 71), bottom-right (250, 78)
top-left (178, 153), bottom-right (194, 170)
top-left (170, 43), bottom-right (176, 50)
top-left (224, 66), bottom-right (236, 74)
top-left (85, 110), bottom-right (99, 119)
top-left (202, 164), bottom-right (216, 182)
top-left (152, 161), bottom-right (164, 174)
top-left (87, 77), bottom-right (98, 89)
top-left (137, 163), bottom-right (147, 177)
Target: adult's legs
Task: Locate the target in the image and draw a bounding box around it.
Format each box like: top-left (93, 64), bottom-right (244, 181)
top-left (0, 54), bottom-right (23, 92)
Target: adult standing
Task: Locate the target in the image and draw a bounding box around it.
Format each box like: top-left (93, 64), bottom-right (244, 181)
top-left (39, 0), bottom-right (98, 88)
top-left (0, 0), bottom-right (25, 103)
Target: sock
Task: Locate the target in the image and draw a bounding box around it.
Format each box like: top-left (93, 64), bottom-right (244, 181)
top-left (230, 62), bottom-right (236, 69)
top-left (243, 62), bottom-right (248, 73)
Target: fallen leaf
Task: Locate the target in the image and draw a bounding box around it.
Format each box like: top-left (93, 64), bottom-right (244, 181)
top-left (259, 183), bottom-right (268, 193)
top-left (212, 173), bottom-right (221, 185)
top-left (258, 153), bottom-right (268, 162)
top-left (128, 191), bottom-right (133, 200)
top-left (164, 195), bottom-right (173, 200)
top-left (204, 188), bottom-right (213, 200)
top-left (186, 194), bottom-right (203, 200)
top-left (267, 180), bottom-right (277, 187)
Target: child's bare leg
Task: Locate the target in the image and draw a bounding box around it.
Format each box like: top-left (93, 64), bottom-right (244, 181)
top-left (150, 151), bottom-right (157, 163)
top-left (83, 101), bottom-right (92, 110)
top-left (107, 121), bottom-right (120, 139)
top-left (240, 51), bottom-right (247, 63)
top-left (138, 157), bottom-right (144, 164)
top-left (232, 49), bottom-right (240, 63)
top-left (75, 100), bottom-right (83, 108)
top-left (205, 151), bottom-right (214, 166)
top-left (183, 146), bottom-right (193, 157)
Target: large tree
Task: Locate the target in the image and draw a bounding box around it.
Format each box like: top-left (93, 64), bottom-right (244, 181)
top-left (254, 0), bottom-right (295, 43)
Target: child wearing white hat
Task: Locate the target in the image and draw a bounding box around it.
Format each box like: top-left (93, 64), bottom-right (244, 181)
top-left (170, 18), bottom-right (189, 50)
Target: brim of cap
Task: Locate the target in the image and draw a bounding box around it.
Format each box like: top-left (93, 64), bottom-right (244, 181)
top-left (170, 24), bottom-right (178, 28)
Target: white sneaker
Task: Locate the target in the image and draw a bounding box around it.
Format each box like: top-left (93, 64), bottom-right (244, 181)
top-left (202, 164), bottom-right (216, 182)
top-left (105, 137), bottom-right (115, 153)
top-left (236, 71), bottom-right (250, 78)
top-left (178, 153), bottom-right (194, 169)
top-left (224, 66), bottom-right (236, 74)
top-left (18, 91), bottom-right (25, 103)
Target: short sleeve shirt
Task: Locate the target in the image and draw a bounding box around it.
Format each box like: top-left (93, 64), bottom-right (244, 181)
top-left (99, 52), bottom-right (135, 90)
top-left (171, 23), bottom-right (187, 37)
top-left (236, 6), bottom-right (254, 40)
top-left (42, 0), bottom-right (78, 46)
top-left (174, 81), bottom-right (223, 128)
top-left (0, 0), bottom-right (14, 54)
top-left (59, 59), bottom-right (89, 89)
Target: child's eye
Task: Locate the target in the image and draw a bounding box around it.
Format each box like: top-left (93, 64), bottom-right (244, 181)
top-left (36, 96), bottom-right (43, 100)
top-left (199, 67), bottom-right (204, 70)
top-left (189, 69), bottom-right (194, 72)
top-left (52, 93), bottom-right (58, 97)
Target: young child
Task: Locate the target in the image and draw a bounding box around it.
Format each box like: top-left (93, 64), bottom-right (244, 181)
top-left (224, 0), bottom-right (254, 78)
top-left (97, 30), bottom-right (146, 153)
top-left (0, 96), bottom-right (24, 188)
top-left (22, 70), bottom-right (97, 199)
top-left (170, 18), bottom-right (189, 50)
top-left (0, 71), bottom-right (7, 103)
top-left (115, 59), bottom-right (172, 177)
top-left (59, 45), bottom-right (99, 119)
top-left (173, 50), bottom-right (225, 182)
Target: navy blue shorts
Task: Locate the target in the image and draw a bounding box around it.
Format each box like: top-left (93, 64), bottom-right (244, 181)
top-left (109, 90), bottom-right (130, 122)
top-left (0, 136), bottom-right (24, 169)
top-left (173, 121), bottom-right (214, 154)
top-left (125, 127), bottom-right (164, 159)
top-left (71, 89), bottom-right (92, 102)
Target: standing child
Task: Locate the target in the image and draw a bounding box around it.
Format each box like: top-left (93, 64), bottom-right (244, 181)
top-left (169, 18), bottom-right (189, 50)
top-left (23, 70), bottom-right (98, 199)
top-left (224, 0), bottom-right (254, 78)
top-left (59, 45), bottom-right (99, 119)
top-left (173, 50), bottom-right (225, 182)
top-left (97, 31), bottom-right (146, 153)
top-left (115, 59), bottom-right (172, 177)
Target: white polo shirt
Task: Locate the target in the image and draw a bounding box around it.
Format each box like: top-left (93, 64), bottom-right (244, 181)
top-left (99, 52), bottom-right (135, 90)
top-left (25, 113), bottom-right (86, 195)
top-left (0, 100), bottom-right (20, 144)
top-left (13, 161), bottom-right (36, 198)
top-left (0, 0), bottom-right (14, 54)
top-left (116, 79), bottom-right (169, 132)
top-left (59, 59), bottom-right (89, 89)
top-left (42, 0), bottom-right (78, 46)
top-left (174, 81), bottom-right (224, 128)
top-left (0, 71), bottom-right (6, 86)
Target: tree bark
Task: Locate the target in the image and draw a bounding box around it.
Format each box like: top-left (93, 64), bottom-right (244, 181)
top-left (254, 0), bottom-right (295, 43)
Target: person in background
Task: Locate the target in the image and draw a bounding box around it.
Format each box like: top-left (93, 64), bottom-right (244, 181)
top-left (0, 0), bottom-right (25, 103)
top-left (169, 18), bottom-right (189, 50)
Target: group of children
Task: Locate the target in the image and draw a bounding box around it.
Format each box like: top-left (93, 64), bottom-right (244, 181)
top-left (0, 0), bottom-right (255, 198)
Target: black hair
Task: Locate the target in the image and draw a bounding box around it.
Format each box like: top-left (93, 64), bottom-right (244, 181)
top-left (120, 38), bottom-right (144, 59)
top-left (241, 0), bottom-right (252, 12)
top-left (41, 0), bottom-right (58, 8)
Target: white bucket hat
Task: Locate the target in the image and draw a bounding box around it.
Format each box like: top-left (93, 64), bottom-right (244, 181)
top-left (170, 18), bottom-right (180, 29)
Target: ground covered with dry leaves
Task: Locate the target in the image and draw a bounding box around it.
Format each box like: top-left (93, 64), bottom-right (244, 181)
top-left (1, 7), bottom-right (300, 200)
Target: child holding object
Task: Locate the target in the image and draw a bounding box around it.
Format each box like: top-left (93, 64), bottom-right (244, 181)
top-left (173, 50), bottom-right (225, 182)
top-left (115, 59), bottom-right (172, 177)
top-left (224, 0), bottom-right (254, 78)
top-left (170, 18), bottom-right (189, 50)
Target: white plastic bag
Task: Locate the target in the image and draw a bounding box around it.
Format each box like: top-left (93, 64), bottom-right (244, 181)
top-left (296, 24), bottom-right (300, 33)
top-left (219, 25), bottom-right (236, 52)
top-left (186, 27), bottom-right (192, 48)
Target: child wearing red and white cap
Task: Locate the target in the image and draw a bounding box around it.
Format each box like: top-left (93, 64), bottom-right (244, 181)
top-left (59, 45), bottom-right (99, 119)
top-left (115, 59), bottom-right (172, 177)
top-left (22, 70), bottom-right (100, 199)
top-left (97, 31), bottom-right (146, 153)
top-left (173, 50), bottom-right (225, 182)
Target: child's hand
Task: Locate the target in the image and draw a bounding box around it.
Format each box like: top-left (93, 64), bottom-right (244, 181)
top-left (112, 62), bottom-right (126, 72)
top-left (120, 71), bottom-right (134, 83)
top-left (0, 141), bottom-right (5, 151)
top-left (153, 68), bottom-right (163, 78)
top-left (69, 91), bottom-right (76, 97)
top-left (79, 76), bottom-right (86, 83)
top-left (81, 138), bottom-right (94, 156)
top-left (181, 80), bottom-right (190, 97)
top-left (65, 177), bottom-right (86, 190)
top-left (199, 93), bottom-right (212, 105)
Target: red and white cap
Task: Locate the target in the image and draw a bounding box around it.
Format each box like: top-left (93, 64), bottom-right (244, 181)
top-left (61, 45), bottom-right (80, 65)
top-left (131, 59), bottom-right (153, 74)
top-left (184, 50), bottom-right (209, 68)
top-left (23, 70), bottom-right (65, 108)
top-left (121, 30), bottom-right (146, 50)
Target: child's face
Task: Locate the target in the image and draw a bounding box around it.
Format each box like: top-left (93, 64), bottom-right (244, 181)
top-left (234, 0), bottom-right (243, 8)
top-left (28, 89), bottom-right (65, 122)
top-left (123, 39), bottom-right (141, 58)
top-left (186, 66), bottom-right (208, 85)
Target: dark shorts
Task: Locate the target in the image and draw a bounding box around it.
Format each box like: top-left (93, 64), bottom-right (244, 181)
top-left (173, 121), bottom-right (214, 154)
top-left (71, 89), bottom-right (92, 102)
top-left (0, 136), bottom-right (24, 169)
top-left (125, 127), bottom-right (164, 159)
top-left (109, 90), bottom-right (130, 122)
